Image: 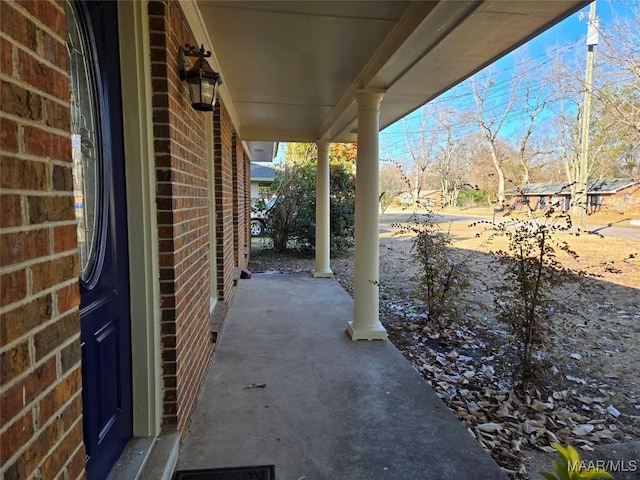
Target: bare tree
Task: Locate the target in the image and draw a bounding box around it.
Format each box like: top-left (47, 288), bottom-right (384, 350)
top-left (402, 106), bottom-right (439, 203)
top-left (434, 110), bottom-right (469, 207)
top-left (594, 6), bottom-right (640, 137)
top-left (470, 70), bottom-right (518, 208)
top-left (513, 81), bottom-right (551, 187)
top-left (379, 161), bottom-right (408, 212)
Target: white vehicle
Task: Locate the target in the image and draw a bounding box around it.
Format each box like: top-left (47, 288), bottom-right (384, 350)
top-left (250, 197), bottom-right (276, 237)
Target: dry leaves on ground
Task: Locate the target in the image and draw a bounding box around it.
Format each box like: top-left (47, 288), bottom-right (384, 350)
top-left (249, 214), bottom-right (639, 478)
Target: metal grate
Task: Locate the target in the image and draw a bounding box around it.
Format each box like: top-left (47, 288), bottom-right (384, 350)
top-left (173, 465), bottom-right (275, 480)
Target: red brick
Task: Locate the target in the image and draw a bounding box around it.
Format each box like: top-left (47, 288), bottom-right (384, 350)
top-left (52, 164), bottom-right (73, 191)
top-left (19, 0), bottom-right (66, 38)
top-left (0, 155), bottom-right (48, 191)
top-left (56, 282), bottom-right (79, 314)
top-left (41, 28), bottom-right (67, 69)
top-left (53, 224), bottom-right (77, 253)
top-left (41, 410), bottom-right (83, 480)
top-left (66, 443), bottom-right (86, 480)
top-left (23, 125), bottom-right (71, 162)
top-left (28, 194), bottom-right (74, 223)
top-left (0, 340), bottom-right (30, 384)
top-left (0, 2), bottom-right (37, 51)
top-left (59, 391), bottom-right (82, 433)
top-left (44, 98), bottom-right (70, 131)
top-left (0, 80), bottom-right (43, 120)
top-left (3, 420), bottom-right (58, 479)
top-left (18, 48), bottom-right (68, 101)
top-left (38, 367), bottom-right (81, 428)
top-left (148, 1), bottom-right (166, 16)
top-left (0, 267), bottom-right (27, 306)
top-left (30, 254), bottom-right (78, 293)
top-left (0, 36), bottom-right (13, 75)
top-left (60, 338), bottom-right (80, 374)
top-left (0, 294), bottom-right (52, 343)
top-left (0, 410), bottom-right (34, 465)
top-left (0, 194), bottom-right (22, 227)
top-left (0, 356), bottom-right (56, 426)
top-left (34, 310), bottom-right (78, 360)
top-left (0, 116), bottom-right (19, 153)
top-left (0, 228), bottom-right (50, 267)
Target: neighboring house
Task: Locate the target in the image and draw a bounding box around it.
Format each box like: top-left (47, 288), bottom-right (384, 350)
top-left (0, 2), bottom-right (589, 480)
top-left (397, 190), bottom-right (442, 207)
top-left (420, 190), bottom-right (443, 208)
top-left (250, 162), bottom-right (277, 200)
top-left (510, 178), bottom-right (640, 214)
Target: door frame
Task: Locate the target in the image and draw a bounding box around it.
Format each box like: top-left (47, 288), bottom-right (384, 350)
top-left (116, 0), bottom-right (219, 439)
top-left (117, 1), bottom-right (163, 437)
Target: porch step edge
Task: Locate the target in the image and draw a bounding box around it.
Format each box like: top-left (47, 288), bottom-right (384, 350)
top-left (140, 431), bottom-right (181, 480)
top-left (107, 436), bottom-right (155, 480)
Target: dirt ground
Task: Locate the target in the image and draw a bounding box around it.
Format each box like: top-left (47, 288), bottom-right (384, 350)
top-left (249, 208), bottom-right (640, 478)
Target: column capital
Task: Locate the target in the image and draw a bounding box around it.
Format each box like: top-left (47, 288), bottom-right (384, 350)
top-left (355, 88), bottom-right (386, 110)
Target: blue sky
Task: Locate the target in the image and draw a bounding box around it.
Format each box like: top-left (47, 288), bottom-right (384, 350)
top-left (379, 0), bottom-right (637, 162)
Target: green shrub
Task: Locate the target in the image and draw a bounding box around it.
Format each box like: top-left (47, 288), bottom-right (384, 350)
top-left (398, 212), bottom-right (469, 327)
top-left (457, 188), bottom-right (487, 207)
top-left (265, 159), bottom-right (355, 253)
top-left (477, 209), bottom-right (581, 389)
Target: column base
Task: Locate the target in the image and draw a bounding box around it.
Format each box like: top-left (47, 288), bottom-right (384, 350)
top-left (313, 270), bottom-right (334, 278)
top-left (346, 321), bottom-right (388, 341)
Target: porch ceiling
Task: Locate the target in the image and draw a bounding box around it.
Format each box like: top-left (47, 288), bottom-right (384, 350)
top-left (195, 0), bottom-right (589, 153)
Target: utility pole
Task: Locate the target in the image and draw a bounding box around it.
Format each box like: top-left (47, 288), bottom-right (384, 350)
top-left (577, 1), bottom-right (598, 231)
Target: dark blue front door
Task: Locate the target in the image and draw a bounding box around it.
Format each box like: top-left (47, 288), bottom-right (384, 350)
top-left (65, 2), bottom-right (132, 478)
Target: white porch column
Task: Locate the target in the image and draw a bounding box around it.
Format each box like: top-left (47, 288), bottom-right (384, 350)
top-left (347, 90), bottom-right (388, 341)
top-left (314, 141), bottom-right (333, 278)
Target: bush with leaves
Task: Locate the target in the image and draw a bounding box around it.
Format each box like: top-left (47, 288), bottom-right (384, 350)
top-left (397, 211), bottom-right (469, 327)
top-left (477, 209), bottom-right (584, 389)
top-left (265, 149), bottom-right (355, 253)
top-left (457, 187), bottom-right (488, 207)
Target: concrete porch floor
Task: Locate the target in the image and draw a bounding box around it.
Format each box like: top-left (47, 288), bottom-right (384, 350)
top-left (176, 273), bottom-right (508, 479)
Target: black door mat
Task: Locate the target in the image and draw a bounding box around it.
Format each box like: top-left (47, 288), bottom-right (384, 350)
top-left (173, 465), bottom-right (275, 480)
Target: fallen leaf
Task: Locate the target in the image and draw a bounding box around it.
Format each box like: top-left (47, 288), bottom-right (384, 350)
top-left (606, 404), bottom-right (621, 417)
top-left (572, 424), bottom-right (595, 436)
top-left (477, 422), bottom-right (503, 433)
top-left (566, 375), bottom-right (586, 384)
top-left (244, 383), bottom-right (267, 389)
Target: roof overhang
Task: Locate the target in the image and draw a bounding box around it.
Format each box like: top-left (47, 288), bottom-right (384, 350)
top-left (187, 1), bottom-right (590, 159)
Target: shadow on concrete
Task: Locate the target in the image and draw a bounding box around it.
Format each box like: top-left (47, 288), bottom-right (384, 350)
top-left (177, 274), bottom-right (507, 479)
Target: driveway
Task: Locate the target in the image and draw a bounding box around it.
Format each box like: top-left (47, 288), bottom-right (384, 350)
top-left (380, 211), bottom-right (640, 241)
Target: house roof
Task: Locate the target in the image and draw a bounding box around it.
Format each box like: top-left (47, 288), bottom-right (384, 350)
top-left (184, 1), bottom-right (589, 160)
top-left (515, 178), bottom-right (640, 196)
top-left (588, 178), bottom-right (639, 194)
top-left (250, 162), bottom-right (277, 182)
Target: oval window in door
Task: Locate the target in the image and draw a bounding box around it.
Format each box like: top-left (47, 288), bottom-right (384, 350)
top-left (65, 0), bottom-right (105, 284)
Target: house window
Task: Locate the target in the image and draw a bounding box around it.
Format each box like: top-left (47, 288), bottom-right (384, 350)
top-left (624, 193), bottom-right (631, 206)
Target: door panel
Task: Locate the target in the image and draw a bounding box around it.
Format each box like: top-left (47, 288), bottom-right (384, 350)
top-left (65, 1), bottom-right (132, 478)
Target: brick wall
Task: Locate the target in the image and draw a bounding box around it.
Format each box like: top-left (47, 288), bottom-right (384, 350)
top-left (148, 0), bottom-right (214, 433)
top-left (231, 137), bottom-right (252, 269)
top-left (0, 1), bottom-right (85, 479)
top-left (236, 143), bottom-right (250, 269)
top-left (213, 102), bottom-right (237, 302)
top-left (231, 134), bottom-right (239, 265)
top-left (599, 184), bottom-right (640, 214)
